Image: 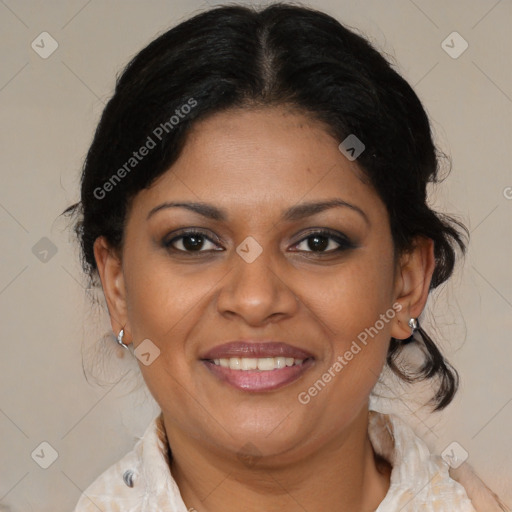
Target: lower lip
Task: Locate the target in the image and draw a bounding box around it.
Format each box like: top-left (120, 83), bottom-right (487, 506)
top-left (202, 359), bottom-right (314, 392)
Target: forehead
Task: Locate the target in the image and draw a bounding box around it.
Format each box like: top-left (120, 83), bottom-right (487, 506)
top-left (133, 107), bottom-right (385, 221)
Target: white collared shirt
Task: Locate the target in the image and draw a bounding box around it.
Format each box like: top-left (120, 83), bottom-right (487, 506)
top-left (73, 409), bottom-right (494, 511)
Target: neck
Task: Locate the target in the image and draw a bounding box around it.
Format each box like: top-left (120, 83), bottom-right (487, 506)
top-left (164, 404), bottom-right (391, 512)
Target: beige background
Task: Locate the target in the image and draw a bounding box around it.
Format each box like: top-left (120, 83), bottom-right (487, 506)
top-left (0, 0), bottom-right (511, 510)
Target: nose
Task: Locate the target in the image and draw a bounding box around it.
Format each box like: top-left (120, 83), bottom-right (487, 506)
top-left (216, 244), bottom-right (299, 327)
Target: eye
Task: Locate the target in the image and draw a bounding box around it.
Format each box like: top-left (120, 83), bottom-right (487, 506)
top-left (163, 230), bottom-right (222, 253)
top-left (292, 229), bottom-right (354, 253)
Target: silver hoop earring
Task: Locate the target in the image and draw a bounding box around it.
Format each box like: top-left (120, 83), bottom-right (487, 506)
top-left (116, 329), bottom-right (129, 349)
top-left (408, 317), bottom-right (418, 333)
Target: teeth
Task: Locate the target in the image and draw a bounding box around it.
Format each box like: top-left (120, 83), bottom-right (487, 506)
top-left (241, 357), bottom-right (258, 370)
top-left (211, 357), bottom-right (305, 371)
top-left (257, 358), bottom-right (275, 371)
top-left (229, 357), bottom-right (241, 369)
top-left (275, 357), bottom-right (286, 369)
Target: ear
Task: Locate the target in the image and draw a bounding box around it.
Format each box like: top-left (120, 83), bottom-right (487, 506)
top-left (390, 236), bottom-right (435, 340)
top-left (93, 236), bottom-right (131, 345)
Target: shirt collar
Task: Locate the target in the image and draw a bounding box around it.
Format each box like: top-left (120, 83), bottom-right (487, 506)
top-left (134, 408), bottom-right (476, 511)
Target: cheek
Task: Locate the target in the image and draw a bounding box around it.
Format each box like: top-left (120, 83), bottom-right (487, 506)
top-left (123, 247), bottom-right (203, 342)
top-left (122, 258), bottom-right (204, 423)
top-left (299, 242), bottom-right (396, 397)
top-left (121, 251), bottom-right (215, 390)
top-left (307, 246), bottom-right (396, 339)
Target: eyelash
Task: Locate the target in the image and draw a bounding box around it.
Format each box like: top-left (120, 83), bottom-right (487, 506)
top-left (163, 228), bottom-right (355, 256)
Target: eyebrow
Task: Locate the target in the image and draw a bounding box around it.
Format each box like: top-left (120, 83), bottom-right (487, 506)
top-left (146, 199), bottom-right (369, 225)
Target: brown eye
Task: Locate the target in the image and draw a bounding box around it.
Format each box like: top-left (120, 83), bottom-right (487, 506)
top-left (305, 234), bottom-right (330, 252)
top-left (293, 230), bottom-right (354, 253)
top-left (164, 230), bottom-right (221, 253)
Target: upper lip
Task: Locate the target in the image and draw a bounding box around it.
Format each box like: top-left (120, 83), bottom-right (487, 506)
top-left (201, 341), bottom-right (314, 360)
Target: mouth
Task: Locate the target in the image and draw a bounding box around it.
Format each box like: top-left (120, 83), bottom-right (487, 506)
top-left (200, 341), bottom-right (315, 392)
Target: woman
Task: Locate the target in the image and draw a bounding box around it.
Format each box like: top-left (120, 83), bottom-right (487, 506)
top-left (65, 3), bottom-right (509, 511)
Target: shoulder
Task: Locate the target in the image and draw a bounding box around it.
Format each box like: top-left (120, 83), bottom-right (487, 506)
top-left (450, 463), bottom-right (511, 512)
top-left (73, 413), bottom-right (170, 512)
top-left (368, 409), bottom-right (510, 512)
top-left (73, 435), bottom-right (144, 511)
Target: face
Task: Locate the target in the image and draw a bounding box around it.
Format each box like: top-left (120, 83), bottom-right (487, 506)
top-left (95, 106), bottom-right (433, 464)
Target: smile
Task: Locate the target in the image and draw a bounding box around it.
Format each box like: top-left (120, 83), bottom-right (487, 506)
top-left (202, 357), bottom-right (314, 392)
top-left (212, 356), bottom-right (304, 370)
